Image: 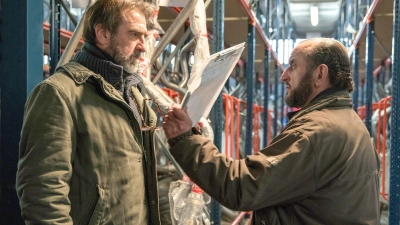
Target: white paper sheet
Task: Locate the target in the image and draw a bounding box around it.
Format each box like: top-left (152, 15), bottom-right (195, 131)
top-left (181, 42), bottom-right (246, 126)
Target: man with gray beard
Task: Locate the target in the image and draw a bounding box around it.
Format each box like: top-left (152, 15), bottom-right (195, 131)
top-left (16, 0), bottom-right (161, 224)
top-left (163, 38), bottom-right (380, 224)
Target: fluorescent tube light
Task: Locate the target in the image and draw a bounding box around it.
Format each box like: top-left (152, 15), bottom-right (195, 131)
top-left (310, 6), bottom-right (319, 26)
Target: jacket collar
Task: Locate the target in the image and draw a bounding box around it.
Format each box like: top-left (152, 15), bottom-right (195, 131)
top-left (310, 86), bottom-right (343, 103)
top-left (288, 88), bottom-right (352, 122)
top-left (57, 61), bottom-right (123, 100)
top-left (70, 43), bottom-right (143, 88)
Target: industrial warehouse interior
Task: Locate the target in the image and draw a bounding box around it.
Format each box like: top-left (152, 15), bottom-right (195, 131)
top-left (0, 0), bottom-right (398, 224)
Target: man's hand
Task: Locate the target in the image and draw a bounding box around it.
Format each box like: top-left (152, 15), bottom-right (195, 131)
top-left (162, 106), bottom-right (193, 139)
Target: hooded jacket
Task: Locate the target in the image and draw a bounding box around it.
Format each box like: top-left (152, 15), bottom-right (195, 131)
top-left (16, 46), bottom-right (161, 224)
top-left (169, 89), bottom-right (380, 225)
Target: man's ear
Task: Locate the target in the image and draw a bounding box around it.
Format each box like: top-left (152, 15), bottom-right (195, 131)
top-left (94, 24), bottom-right (111, 48)
top-left (315, 64), bottom-right (329, 87)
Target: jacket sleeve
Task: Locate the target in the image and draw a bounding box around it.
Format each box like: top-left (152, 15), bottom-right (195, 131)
top-left (169, 130), bottom-right (317, 211)
top-left (16, 81), bottom-right (76, 224)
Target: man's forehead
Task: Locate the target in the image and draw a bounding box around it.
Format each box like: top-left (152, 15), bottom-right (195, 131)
top-left (121, 9), bottom-right (148, 31)
top-left (122, 8), bottom-right (146, 23)
top-left (135, 23), bottom-right (148, 32)
top-left (290, 42), bottom-right (313, 59)
top-left (289, 48), bottom-right (304, 61)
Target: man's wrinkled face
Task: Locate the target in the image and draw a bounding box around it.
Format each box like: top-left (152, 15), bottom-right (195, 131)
top-left (109, 36), bottom-right (142, 73)
top-left (108, 9), bottom-right (147, 73)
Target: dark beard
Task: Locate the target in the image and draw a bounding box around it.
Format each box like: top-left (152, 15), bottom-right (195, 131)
top-left (285, 69), bottom-right (314, 108)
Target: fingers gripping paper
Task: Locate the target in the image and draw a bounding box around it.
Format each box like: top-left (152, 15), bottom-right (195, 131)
top-left (181, 42), bottom-right (245, 126)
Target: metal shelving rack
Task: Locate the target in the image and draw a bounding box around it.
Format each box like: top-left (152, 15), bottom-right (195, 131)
top-left (390, 0), bottom-right (400, 223)
top-left (2, 0), bottom-right (399, 224)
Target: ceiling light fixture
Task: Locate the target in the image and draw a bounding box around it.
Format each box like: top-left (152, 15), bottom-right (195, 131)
top-left (310, 6), bottom-right (319, 26)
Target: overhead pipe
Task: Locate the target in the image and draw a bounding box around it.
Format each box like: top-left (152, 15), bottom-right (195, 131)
top-left (150, 0), bottom-right (198, 65)
top-left (56, 0), bottom-right (95, 68)
top-left (159, 70), bottom-right (186, 96)
top-left (152, 27), bottom-right (191, 96)
top-left (141, 79), bottom-right (175, 114)
top-left (145, 0), bottom-right (213, 129)
top-left (154, 132), bottom-right (185, 178)
top-left (177, 39), bottom-right (196, 88)
top-left (151, 0), bottom-right (211, 85)
top-left (156, 164), bottom-right (177, 173)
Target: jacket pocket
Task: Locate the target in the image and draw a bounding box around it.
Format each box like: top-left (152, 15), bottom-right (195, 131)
top-left (79, 185), bottom-right (105, 225)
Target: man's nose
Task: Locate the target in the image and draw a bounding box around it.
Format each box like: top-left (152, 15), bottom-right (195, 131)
top-left (137, 36), bottom-right (146, 52)
top-left (280, 69), bottom-right (288, 82)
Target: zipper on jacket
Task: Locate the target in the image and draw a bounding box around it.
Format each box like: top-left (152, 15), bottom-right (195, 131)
top-left (142, 131), bottom-right (148, 162)
top-left (143, 149), bottom-right (148, 162)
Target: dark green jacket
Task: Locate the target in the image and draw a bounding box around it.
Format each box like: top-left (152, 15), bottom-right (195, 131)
top-left (17, 61), bottom-right (161, 224)
top-left (170, 90), bottom-right (380, 225)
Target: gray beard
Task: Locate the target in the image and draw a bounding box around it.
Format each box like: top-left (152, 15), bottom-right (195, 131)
top-left (118, 58), bottom-right (139, 74)
top-left (109, 40), bottom-right (141, 74)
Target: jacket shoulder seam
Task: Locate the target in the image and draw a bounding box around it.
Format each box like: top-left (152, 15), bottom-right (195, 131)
top-left (58, 61), bottom-right (100, 84)
top-left (40, 80), bottom-right (77, 125)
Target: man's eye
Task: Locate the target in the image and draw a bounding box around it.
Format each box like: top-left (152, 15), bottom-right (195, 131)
top-left (132, 32), bottom-right (142, 37)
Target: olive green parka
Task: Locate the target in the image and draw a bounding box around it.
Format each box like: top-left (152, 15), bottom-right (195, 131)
top-left (16, 61), bottom-right (161, 225)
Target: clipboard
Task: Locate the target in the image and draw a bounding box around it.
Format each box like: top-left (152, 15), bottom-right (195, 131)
top-left (180, 91), bottom-right (191, 110)
top-left (182, 42), bottom-right (245, 126)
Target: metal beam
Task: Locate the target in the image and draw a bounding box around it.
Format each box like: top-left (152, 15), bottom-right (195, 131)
top-left (49, 0), bottom-right (61, 75)
top-left (352, 0), bottom-right (360, 111)
top-left (0, 0), bottom-right (43, 223)
top-left (263, 0), bottom-right (271, 147)
top-left (352, 48), bottom-right (360, 111)
top-left (364, 11), bottom-right (374, 135)
top-left (273, 0), bottom-right (281, 137)
top-left (236, 0), bottom-right (284, 72)
top-left (209, 0), bottom-right (224, 223)
top-left (245, 19), bottom-right (255, 156)
top-left (150, 0), bottom-right (198, 65)
top-left (347, 0), bottom-right (383, 58)
top-left (390, 0), bottom-right (400, 223)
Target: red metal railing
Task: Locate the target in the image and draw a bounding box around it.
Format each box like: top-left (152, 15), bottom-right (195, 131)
top-left (222, 93), bottom-right (273, 158)
top-left (223, 94), bottom-right (238, 158)
top-left (375, 96), bottom-right (391, 201)
top-left (357, 103), bottom-right (380, 120)
top-left (162, 87), bottom-right (182, 100)
top-left (358, 96), bottom-right (392, 201)
top-left (165, 91), bottom-right (271, 224)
